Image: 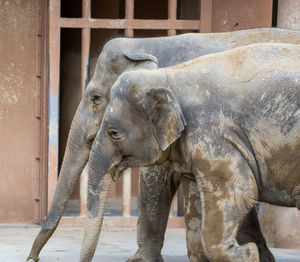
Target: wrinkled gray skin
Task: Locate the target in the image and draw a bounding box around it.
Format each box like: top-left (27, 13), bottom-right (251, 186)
top-left (84, 43), bottom-right (300, 262)
top-left (27, 28), bottom-right (300, 262)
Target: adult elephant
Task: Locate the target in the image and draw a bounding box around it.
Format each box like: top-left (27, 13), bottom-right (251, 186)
top-left (27, 28), bottom-right (300, 262)
top-left (82, 43), bottom-right (300, 262)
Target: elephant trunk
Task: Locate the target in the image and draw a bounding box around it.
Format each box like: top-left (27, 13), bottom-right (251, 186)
top-left (27, 106), bottom-right (91, 262)
top-left (79, 136), bottom-right (120, 262)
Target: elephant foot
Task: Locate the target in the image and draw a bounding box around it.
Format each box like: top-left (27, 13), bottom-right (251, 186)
top-left (127, 249), bottom-right (164, 262)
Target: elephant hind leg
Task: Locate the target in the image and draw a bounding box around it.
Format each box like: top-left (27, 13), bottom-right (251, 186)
top-left (200, 193), bottom-right (259, 262)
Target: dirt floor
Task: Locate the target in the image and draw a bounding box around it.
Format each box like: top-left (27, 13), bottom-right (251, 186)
top-left (0, 226), bottom-right (299, 262)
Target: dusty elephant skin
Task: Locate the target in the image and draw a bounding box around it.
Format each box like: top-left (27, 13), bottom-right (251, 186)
top-left (27, 28), bottom-right (300, 262)
top-left (83, 43), bottom-right (300, 262)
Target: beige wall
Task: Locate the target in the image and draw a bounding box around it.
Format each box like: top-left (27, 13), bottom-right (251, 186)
top-left (211, 0), bottom-right (273, 32)
top-left (0, 0), bottom-right (36, 223)
top-left (278, 0), bottom-right (300, 30)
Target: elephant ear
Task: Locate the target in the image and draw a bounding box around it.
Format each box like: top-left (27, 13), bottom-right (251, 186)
top-left (143, 88), bottom-right (187, 151)
top-left (124, 53), bottom-right (159, 69)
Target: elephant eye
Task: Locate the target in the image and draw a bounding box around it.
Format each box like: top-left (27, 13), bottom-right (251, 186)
top-left (108, 129), bottom-right (124, 140)
top-left (91, 95), bottom-right (102, 105)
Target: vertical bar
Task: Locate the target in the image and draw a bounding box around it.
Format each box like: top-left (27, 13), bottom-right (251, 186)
top-left (169, 197), bottom-right (175, 217)
top-left (108, 181), bottom-right (117, 198)
top-left (123, 168), bottom-right (132, 217)
top-left (33, 0), bottom-right (43, 223)
top-left (123, 0), bottom-right (134, 217)
top-left (177, 184), bottom-right (184, 216)
top-left (125, 0), bottom-right (134, 37)
top-left (81, 0), bottom-right (91, 95)
top-left (80, 166), bottom-right (88, 216)
top-left (80, 169), bottom-right (88, 216)
top-left (48, 0), bottom-right (61, 210)
top-left (168, 0), bottom-right (177, 36)
top-left (278, 0), bottom-right (300, 30)
top-left (40, 0), bottom-right (49, 222)
top-left (200, 0), bottom-right (213, 33)
top-left (80, 0), bottom-right (91, 217)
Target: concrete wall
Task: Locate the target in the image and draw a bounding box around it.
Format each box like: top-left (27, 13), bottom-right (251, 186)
top-left (278, 0), bottom-right (300, 30)
top-left (0, 0), bottom-right (36, 223)
top-left (211, 0), bottom-right (273, 32)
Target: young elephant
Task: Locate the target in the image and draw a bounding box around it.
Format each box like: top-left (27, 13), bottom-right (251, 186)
top-left (81, 43), bottom-right (300, 262)
top-left (28, 28), bottom-right (300, 262)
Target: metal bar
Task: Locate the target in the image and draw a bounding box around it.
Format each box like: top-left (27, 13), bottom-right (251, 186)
top-left (80, 0), bottom-right (91, 216)
top-left (48, 0), bottom-right (61, 210)
top-left (177, 184), bottom-right (184, 216)
top-left (200, 0), bottom-right (213, 32)
top-left (80, 166), bottom-right (88, 216)
top-left (122, 168), bottom-right (131, 217)
top-left (108, 181), bottom-right (117, 198)
top-left (40, 0), bottom-right (49, 223)
top-left (168, 0), bottom-right (177, 36)
top-left (58, 18), bottom-right (200, 30)
top-left (169, 196), bottom-right (175, 217)
top-left (125, 0), bottom-right (134, 37)
top-left (33, 0), bottom-right (43, 224)
top-left (81, 1), bottom-right (91, 94)
top-left (123, 0), bottom-right (134, 217)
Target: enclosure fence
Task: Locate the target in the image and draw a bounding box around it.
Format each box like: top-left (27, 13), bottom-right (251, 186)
top-left (48, 0), bottom-right (212, 226)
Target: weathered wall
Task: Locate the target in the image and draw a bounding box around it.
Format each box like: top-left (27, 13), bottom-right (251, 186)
top-left (0, 0), bottom-right (36, 223)
top-left (278, 0), bottom-right (300, 30)
top-left (258, 203), bottom-right (300, 249)
top-left (211, 0), bottom-right (273, 32)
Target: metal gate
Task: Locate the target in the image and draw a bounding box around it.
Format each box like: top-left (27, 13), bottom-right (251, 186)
top-left (48, 0), bottom-right (213, 227)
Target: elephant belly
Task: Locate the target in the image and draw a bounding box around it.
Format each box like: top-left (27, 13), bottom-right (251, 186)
top-left (256, 139), bottom-right (300, 207)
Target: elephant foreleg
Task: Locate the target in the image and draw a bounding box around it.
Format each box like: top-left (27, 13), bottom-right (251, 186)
top-left (184, 178), bottom-right (274, 262)
top-left (127, 163), bottom-right (179, 262)
top-left (183, 178), bottom-right (209, 262)
top-left (195, 159), bottom-right (260, 262)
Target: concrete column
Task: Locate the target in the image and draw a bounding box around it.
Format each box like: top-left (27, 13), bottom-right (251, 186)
top-left (278, 0), bottom-right (300, 30)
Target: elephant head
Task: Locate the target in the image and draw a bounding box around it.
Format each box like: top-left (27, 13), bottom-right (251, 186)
top-left (27, 39), bottom-right (158, 262)
top-left (79, 69), bottom-right (186, 261)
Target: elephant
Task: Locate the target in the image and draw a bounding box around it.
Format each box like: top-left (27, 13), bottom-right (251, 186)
top-left (27, 28), bottom-right (300, 262)
top-left (81, 42), bottom-right (300, 262)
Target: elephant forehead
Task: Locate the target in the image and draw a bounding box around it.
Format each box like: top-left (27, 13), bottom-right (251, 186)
top-left (110, 97), bottom-right (124, 112)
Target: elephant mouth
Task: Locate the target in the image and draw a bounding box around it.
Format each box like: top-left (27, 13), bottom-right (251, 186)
top-left (86, 133), bottom-right (97, 146)
top-left (111, 165), bottom-right (126, 181)
top-left (110, 155), bottom-right (131, 181)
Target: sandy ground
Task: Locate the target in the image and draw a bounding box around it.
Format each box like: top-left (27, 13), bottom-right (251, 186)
top-left (0, 226), bottom-right (299, 262)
